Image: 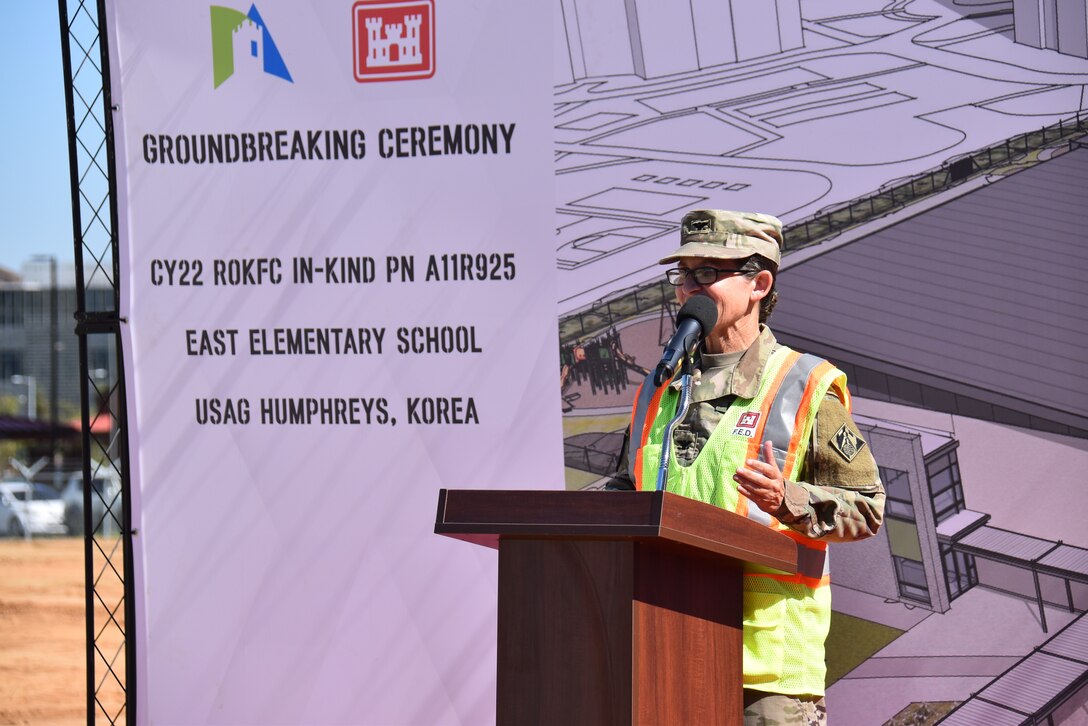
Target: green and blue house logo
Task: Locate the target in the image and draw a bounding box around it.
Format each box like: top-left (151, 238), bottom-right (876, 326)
top-left (210, 4), bottom-right (293, 88)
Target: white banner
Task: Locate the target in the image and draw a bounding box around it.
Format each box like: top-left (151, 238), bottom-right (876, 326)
top-left (105, 1), bottom-right (562, 722)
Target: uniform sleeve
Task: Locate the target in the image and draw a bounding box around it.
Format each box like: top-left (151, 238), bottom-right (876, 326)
top-left (774, 395), bottom-right (885, 542)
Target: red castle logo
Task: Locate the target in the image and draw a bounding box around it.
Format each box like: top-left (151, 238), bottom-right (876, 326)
top-left (738, 412), bottom-right (760, 428)
top-left (352, 0), bottom-right (435, 83)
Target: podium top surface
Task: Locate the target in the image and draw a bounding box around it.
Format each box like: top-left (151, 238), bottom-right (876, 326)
top-left (435, 489), bottom-right (798, 574)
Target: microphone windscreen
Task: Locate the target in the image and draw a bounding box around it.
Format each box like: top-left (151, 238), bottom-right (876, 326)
top-left (676, 295), bottom-right (718, 334)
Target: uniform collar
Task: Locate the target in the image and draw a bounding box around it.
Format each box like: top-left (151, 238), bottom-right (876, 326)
top-left (670, 325), bottom-right (778, 401)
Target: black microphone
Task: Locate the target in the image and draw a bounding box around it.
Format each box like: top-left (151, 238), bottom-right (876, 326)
top-left (653, 296), bottom-right (718, 386)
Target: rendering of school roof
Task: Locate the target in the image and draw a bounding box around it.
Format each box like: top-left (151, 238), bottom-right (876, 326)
top-left (771, 145), bottom-right (1088, 437)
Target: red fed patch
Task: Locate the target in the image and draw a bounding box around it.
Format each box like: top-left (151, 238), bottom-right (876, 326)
top-left (732, 411), bottom-right (761, 438)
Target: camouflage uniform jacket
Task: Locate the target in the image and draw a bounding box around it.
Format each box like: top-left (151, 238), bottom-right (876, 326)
top-left (610, 326), bottom-right (885, 542)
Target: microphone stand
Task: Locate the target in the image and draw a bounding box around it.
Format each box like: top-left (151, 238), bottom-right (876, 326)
top-left (655, 350), bottom-right (696, 492)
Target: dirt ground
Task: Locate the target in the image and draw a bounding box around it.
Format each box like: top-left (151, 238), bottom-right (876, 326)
top-left (0, 537), bottom-right (123, 725)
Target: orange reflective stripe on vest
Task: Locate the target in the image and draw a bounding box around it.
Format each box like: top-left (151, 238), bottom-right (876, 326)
top-left (628, 373), bottom-right (672, 490)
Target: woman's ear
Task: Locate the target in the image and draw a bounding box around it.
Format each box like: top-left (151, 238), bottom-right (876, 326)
top-left (751, 270), bottom-right (773, 301)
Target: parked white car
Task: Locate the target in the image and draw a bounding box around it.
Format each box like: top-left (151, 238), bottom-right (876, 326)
top-left (62, 470), bottom-right (121, 536)
top-left (0, 481), bottom-right (67, 537)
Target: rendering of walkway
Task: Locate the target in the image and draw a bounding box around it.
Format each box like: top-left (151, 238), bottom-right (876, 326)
top-left (828, 585), bottom-right (1083, 724)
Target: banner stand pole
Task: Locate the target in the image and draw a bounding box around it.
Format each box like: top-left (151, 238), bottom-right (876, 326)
top-left (57, 0), bottom-right (135, 722)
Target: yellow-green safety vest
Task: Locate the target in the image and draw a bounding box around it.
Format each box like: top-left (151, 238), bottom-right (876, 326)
top-left (626, 345), bottom-right (850, 696)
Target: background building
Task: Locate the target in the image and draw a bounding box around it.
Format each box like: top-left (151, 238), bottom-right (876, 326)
top-left (1014, 0), bottom-right (1088, 58)
top-left (0, 259), bottom-right (113, 417)
top-left (556, 0), bottom-right (803, 82)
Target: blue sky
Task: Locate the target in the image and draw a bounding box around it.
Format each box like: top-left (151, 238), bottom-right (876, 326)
top-left (0, 2), bottom-right (75, 272)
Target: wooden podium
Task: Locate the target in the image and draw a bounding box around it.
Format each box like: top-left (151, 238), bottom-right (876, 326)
top-left (434, 489), bottom-right (799, 726)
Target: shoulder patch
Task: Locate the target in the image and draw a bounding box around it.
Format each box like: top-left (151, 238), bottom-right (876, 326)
top-left (830, 424), bottom-right (866, 462)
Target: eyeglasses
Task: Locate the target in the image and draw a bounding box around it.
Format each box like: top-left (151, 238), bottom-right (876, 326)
top-left (664, 266), bottom-right (748, 286)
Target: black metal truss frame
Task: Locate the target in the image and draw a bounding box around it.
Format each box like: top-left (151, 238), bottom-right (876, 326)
top-left (58, 0), bottom-right (134, 723)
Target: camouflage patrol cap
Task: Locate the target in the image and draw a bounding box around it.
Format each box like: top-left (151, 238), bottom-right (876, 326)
top-left (659, 209), bottom-right (784, 266)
